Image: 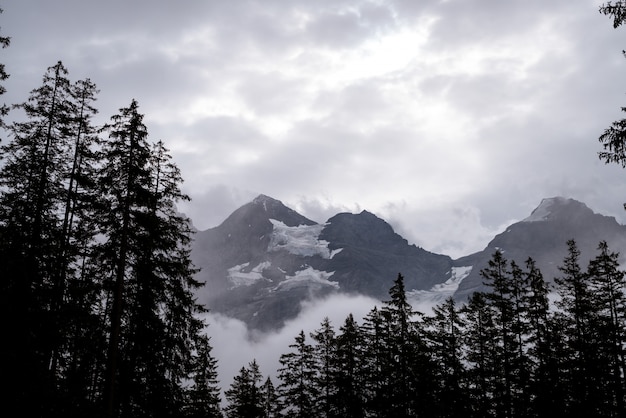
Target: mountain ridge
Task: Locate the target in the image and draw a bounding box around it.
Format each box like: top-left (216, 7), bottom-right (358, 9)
top-left (190, 195), bottom-right (626, 331)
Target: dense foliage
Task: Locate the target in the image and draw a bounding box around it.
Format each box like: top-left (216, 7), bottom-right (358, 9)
top-left (0, 60), bottom-right (221, 418)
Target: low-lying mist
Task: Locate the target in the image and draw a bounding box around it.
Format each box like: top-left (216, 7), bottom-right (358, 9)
top-left (203, 288), bottom-right (454, 397)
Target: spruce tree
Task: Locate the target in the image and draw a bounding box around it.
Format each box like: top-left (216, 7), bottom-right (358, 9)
top-left (310, 317), bottom-right (338, 418)
top-left (523, 258), bottom-right (564, 417)
top-left (334, 313), bottom-right (366, 418)
top-left (554, 240), bottom-right (601, 416)
top-left (587, 241), bottom-right (626, 415)
top-left (425, 297), bottom-right (470, 418)
top-left (185, 335), bottom-right (223, 418)
top-left (480, 251), bottom-right (529, 418)
top-left (461, 292), bottom-right (498, 417)
top-left (98, 100), bottom-right (206, 417)
top-left (260, 377), bottom-right (283, 418)
top-left (224, 360), bottom-right (264, 418)
top-left (0, 61), bottom-right (81, 415)
top-left (277, 330), bottom-right (319, 418)
top-left (360, 306), bottom-right (392, 416)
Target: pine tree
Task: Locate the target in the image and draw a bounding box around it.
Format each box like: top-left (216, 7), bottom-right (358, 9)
top-left (480, 251), bottom-right (517, 418)
top-left (185, 335), bottom-right (223, 418)
top-left (0, 61), bottom-right (81, 415)
top-left (98, 100), bottom-right (205, 417)
top-left (310, 317), bottom-right (338, 418)
top-left (587, 241), bottom-right (626, 415)
top-left (461, 292), bottom-right (498, 418)
top-left (360, 306), bottom-right (392, 416)
top-left (224, 360), bottom-right (264, 418)
top-left (523, 258), bottom-right (564, 417)
top-left (260, 377), bottom-right (283, 418)
top-left (425, 297), bottom-right (470, 418)
top-left (554, 240), bottom-right (601, 416)
top-left (277, 330), bottom-right (319, 418)
top-left (334, 313), bottom-right (366, 418)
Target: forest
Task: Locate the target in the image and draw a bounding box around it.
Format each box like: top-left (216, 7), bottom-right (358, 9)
top-left (2, 3), bottom-right (626, 418)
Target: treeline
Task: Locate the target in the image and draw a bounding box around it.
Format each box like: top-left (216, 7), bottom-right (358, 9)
top-left (224, 241), bottom-right (626, 418)
top-left (0, 61), bottom-right (222, 418)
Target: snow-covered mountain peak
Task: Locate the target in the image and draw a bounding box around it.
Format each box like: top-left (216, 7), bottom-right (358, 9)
top-left (522, 196), bottom-right (588, 222)
top-left (252, 194), bottom-right (282, 210)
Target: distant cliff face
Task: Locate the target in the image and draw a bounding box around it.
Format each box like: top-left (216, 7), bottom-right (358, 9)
top-left (191, 195), bottom-right (626, 331)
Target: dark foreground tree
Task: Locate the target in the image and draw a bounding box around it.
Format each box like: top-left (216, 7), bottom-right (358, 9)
top-left (224, 360), bottom-right (264, 418)
top-left (277, 330), bottom-right (319, 417)
top-left (97, 100), bottom-right (206, 417)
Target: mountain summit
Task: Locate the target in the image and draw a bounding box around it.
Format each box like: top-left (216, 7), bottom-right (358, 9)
top-left (522, 197), bottom-right (596, 223)
top-left (453, 196), bottom-right (626, 299)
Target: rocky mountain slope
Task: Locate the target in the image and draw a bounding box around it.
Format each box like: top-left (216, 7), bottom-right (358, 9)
top-left (191, 195), bottom-right (626, 331)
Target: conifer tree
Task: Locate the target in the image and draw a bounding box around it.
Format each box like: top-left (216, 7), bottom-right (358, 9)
top-left (0, 60), bottom-right (81, 415)
top-left (260, 377), bottom-right (283, 418)
top-left (523, 258), bottom-right (564, 417)
top-left (587, 241), bottom-right (626, 415)
top-left (461, 292), bottom-right (498, 417)
top-left (334, 313), bottom-right (366, 418)
top-left (224, 360), bottom-right (264, 418)
top-left (425, 297), bottom-right (470, 418)
top-left (277, 330), bottom-right (319, 418)
top-left (98, 100), bottom-right (205, 417)
top-left (185, 335), bottom-right (222, 418)
top-left (480, 251), bottom-right (531, 418)
top-left (554, 240), bottom-right (601, 416)
top-left (310, 317), bottom-right (338, 418)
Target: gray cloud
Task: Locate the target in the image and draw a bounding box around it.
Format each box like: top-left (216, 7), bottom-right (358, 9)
top-left (2, 0), bottom-right (625, 259)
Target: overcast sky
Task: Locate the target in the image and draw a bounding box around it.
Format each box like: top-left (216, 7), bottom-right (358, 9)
top-left (2, 0), bottom-right (626, 258)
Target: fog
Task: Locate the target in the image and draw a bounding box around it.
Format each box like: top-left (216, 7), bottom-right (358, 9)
top-left (204, 286), bottom-right (459, 397)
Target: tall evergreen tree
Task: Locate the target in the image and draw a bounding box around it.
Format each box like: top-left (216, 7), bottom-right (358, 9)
top-left (360, 306), bottom-right (391, 416)
top-left (98, 100), bottom-right (205, 417)
top-left (0, 61), bottom-right (80, 415)
top-left (523, 258), bottom-right (564, 417)
top-left (277, 330), bottom-right (319, 418)
top-left (185, 335), bottom-right (222, 418)
top-left (554, 240), bottom-right (602, 416)
top-left (461, 292), bottom-right (499, 418)
top-left (425, 297), bottom-right (470, 418)
top-left (224, 360), bottom-right (264, 418)
top-left (334, 313), bottom-right (366, 418)
top-left (587, 241), bottom-right (626, 415)
top-left (259, 377), bottom-right (283, 418)
top-left (480, 251), bottom-right (517, 418)
top-left (310, 317), bottom-right (338, 418)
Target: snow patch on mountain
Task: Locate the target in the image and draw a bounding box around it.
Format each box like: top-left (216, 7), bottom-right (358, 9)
top-left (274, 267), bottom-right (339, 291)
top-left (228, 261), bottom-right (271, 288)
top-left (408, 266), bottom-right (472, 307)
top-left (268, 219), bottom-right (342, 259)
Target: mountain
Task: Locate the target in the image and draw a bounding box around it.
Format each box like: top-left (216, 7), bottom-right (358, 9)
top-left (453, 197), bottom-right (626, 300)
top-left (191, 195), bottom-right (626, 332)
top-left (191, 194), bottom-right (453, 332)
